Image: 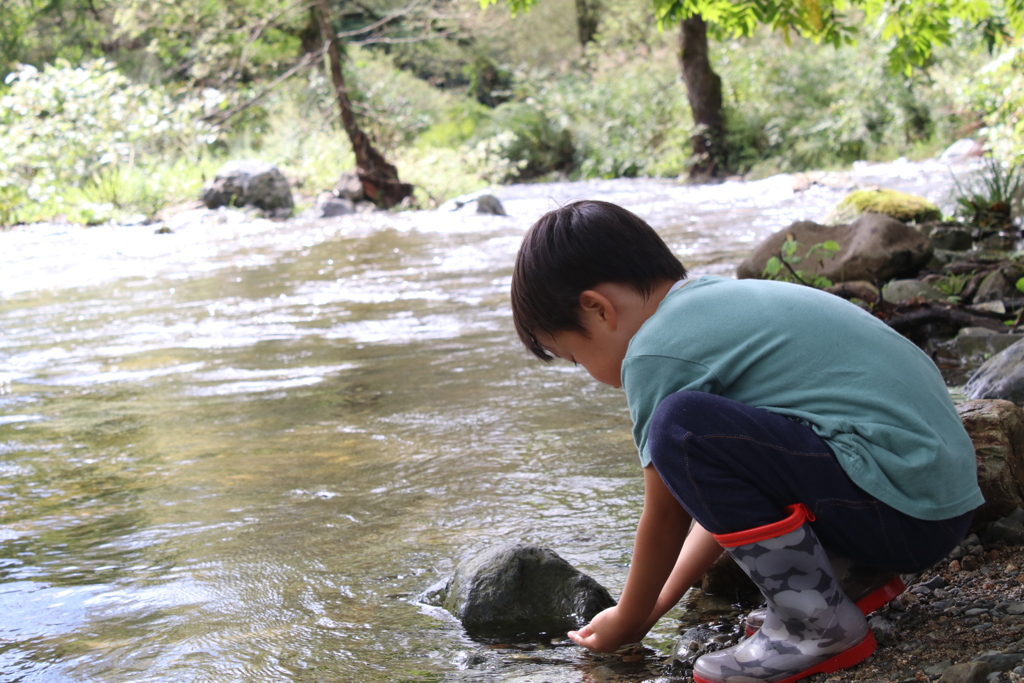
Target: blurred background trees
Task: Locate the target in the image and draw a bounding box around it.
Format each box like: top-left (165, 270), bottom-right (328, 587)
top-left (2, 0), bottom-right (1024, 224)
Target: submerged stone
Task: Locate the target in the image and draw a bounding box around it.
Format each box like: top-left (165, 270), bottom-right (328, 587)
top-left (426, 543), bottom-right (615, 638)
top-left (475, 194), bottom-right (507, 216)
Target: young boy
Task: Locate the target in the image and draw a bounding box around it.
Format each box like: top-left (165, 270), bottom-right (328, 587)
top-left (510, 200), bottom-right (983, 683)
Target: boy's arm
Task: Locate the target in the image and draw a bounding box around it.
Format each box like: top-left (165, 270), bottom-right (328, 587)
top-left (568, 465), bottom-right (692, 652)
top-left (636, 523), bottom-right (723, 636)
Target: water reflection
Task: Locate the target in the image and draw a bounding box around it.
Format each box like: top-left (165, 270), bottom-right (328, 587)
top-left (0, 161), bottom-right (968, 682)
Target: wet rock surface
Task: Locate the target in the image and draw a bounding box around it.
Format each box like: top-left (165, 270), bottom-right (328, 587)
top-left (824, 188), bottom-right (942, 226)
top-left (959, 400), bottom-right (1024, 524)
top-left (201, 160), bottom-right (294, 215)
top-left (737, 213), bottom-right (934, 284)
top-left (966, 341), bottom-right (1024, 405)
top-left (423, 543), bottom-right (616, 639)
top-left (552, 518), bottom-right (1024, 683)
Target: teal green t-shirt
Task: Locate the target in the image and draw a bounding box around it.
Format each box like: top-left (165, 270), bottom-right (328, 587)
top-left (622, 276), bottom-right (983, 521)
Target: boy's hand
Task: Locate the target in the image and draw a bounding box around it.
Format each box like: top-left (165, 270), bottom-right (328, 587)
top-left (567, 606), bottom-right (642, 652)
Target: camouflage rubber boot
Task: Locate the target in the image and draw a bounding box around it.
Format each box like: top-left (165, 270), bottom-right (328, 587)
top-left (693, 504), bottom-right (875, 683)
top-left (743, 553), bottom-right (905, 636)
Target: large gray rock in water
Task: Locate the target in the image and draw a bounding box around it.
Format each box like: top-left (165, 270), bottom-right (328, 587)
top-left (965, 339), bottom-right (1024, 404)
top-left (201, 160), bottom-right (294, 214)
top-left (957, 399), bottom-right (1024, 524)
top-left (737, 213), bottom-right (933, 283)
top-left (427, 543), bottom-right (615, 638)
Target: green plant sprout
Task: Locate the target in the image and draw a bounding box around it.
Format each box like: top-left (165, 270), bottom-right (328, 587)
top-left (951, 157), bottom-right (1024, 230)
top-left (763, 237), bottom-right (840, 289)
top-left (1007, 277), bottom-right (1024, 329)
top-left (932, 271), bottom-right (974, 304)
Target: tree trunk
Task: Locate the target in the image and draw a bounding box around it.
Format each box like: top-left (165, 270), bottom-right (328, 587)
top-left (574, 0), bottom-right (598, 46)
top-left (678, 15), bottom-right (726, 181)
top-left (314, 0), bottom-right (413, 208)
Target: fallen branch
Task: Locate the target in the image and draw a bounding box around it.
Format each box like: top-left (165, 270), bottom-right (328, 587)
top-left (882, 305), bottom-right (1009, 335)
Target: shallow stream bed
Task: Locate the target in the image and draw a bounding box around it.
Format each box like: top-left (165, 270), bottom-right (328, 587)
top-left (0, 160), bottom-right (973, 682)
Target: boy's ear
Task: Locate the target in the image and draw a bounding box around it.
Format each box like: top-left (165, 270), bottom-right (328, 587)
top-left (578, 290), bottom-right (617, 329)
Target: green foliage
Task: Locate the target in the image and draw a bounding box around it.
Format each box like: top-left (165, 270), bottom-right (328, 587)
top-left (1, 0), bottom-right (109, 80)
top-left (762, 237), bottom-right (840, 289)
top-left (524, 60), bottom-right (692, 178)
top-left (471, 101), bottom-right (574, 179)
top-left (0, 59), bottom-right (217, 225)
top-left (932, 272), bottom-right (973, 299)
top-left (950, 156), bottom-right (1024, 228)
top-left (110, 0), bottom-right (308, 85)
top-left (716, 31), bottom-right (965, 174)
top-left (647, 0), bottom-right (1023, 77)
top-left (827, 188), bottom-right (942, 225)
top-left (957, 45), bottom-right (1024, 168)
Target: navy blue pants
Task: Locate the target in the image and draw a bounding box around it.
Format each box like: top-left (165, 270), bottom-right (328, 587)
top-left (648, 392), bottom-right (973, 573)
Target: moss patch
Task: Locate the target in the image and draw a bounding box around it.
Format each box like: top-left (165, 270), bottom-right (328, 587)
top-left (826, 188), bottom-right (942, 225)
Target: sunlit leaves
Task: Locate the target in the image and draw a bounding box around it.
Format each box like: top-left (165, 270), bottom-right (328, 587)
top-left (0, 60), bottom-right (216, 210)
top-left (641, 0), bottom-right (1018, 76)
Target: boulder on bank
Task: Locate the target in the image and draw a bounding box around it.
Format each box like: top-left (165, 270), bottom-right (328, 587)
top-left (882, 279), bottom-right (947, 303)
top-left (923, 222), bottom-right (975, 252)
top-left (824, 188), bottom-right (942, 226)
top-left (736, 213), bottom-right (933, 284)
top-left (335, 172), bottom-right (365, 202)
top-left (944, 327), bottom-right (1024, 364)
top-left (964, 340), bottom-right (1024, 405)
top-left (958, 399), bottom-right (1024, 524)
top-left (201, 160), bottom-right (294, 216)
top-left (424, 543), bottom-right (615, 638)
top-left (313, 192), bottom-right (355, 218)
top-left (974, 263), bottom-right (1024, 303)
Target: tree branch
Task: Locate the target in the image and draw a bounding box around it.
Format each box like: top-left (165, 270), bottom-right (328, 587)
top-left (200, 51), bottom-right (320, 126)
top-left (332, 0), bottom-right (425, 38)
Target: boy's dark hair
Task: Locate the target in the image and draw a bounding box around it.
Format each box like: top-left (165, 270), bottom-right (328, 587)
top-left (511, 200), bottom-right (687, 360)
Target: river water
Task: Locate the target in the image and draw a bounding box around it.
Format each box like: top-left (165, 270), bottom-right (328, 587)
top-left (0, 159), bottom-right (971, 683)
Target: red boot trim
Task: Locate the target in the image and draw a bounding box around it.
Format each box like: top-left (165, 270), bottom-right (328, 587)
top-left (712, 504), bottom-right (816, 548)
top-left (855, 576), bottom-right (906, 614)
top-left (692, 630), bottom-right (876, 683)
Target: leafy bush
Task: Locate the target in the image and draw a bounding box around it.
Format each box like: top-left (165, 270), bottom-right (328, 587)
top-left (0, 59), bottom-right (217, 223)
top-left (471, 101), bottom-right (574, 180)
top-left (950, 156), bottom-right (1024, 229)
top-left (715, 31), bottom-right (966, 174)
top-left (524, 60), bottom-right (692, 179)
top-left (957, 45), bottom-right (1024, 167)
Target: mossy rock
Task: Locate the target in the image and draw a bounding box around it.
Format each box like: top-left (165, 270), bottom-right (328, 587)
top-left (824, 188), bottom-right (942, 226)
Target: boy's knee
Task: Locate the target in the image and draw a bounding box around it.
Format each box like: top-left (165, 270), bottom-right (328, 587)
top-left (650, 391), bottom-right (717, 436)
top-left (648, 391), bottom-right (705, 468)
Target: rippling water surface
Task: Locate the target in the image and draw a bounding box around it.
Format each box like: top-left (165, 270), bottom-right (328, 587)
top-left (0, 161), bottom-right (968, 682)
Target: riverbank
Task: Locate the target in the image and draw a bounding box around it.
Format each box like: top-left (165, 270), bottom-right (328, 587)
top-left (569, 530), bottom-right (1024, 683)
top-left (0, 157), bottom-right (1012, 683)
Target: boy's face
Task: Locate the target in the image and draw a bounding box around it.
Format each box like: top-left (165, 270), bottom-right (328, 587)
top-left (533, 283), bottom-right (661, 388)
top-left (536, 326), bottom-right (627, 387)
